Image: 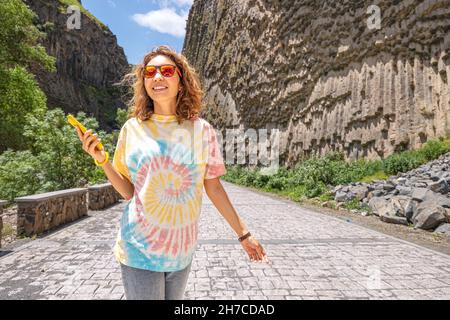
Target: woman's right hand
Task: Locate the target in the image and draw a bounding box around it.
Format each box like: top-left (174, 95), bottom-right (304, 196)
top-left (75, 126), bottom-right (106, 163)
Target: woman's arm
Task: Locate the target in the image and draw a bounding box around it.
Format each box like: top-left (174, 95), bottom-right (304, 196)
top-left (102, 161), bottom-right (135, 201)
top-left (204, 177), bottom-right (269, 263)
top-left (204, 177), bottom-right (249, 238)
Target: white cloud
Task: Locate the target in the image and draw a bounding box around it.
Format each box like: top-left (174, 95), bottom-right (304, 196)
top-left (132, 8), bottom-right (189, 38)
top-left (107, 0), bottom-right (116, 8)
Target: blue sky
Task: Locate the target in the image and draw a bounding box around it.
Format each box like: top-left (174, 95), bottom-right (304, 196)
top-left (81, 0), bottom-right (193, 65)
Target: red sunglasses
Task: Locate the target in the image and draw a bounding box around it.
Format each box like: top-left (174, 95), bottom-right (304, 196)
top-left (144, 64), bottom-right (182, 79)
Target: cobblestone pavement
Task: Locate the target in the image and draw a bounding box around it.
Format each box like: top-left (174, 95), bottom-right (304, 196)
top-left (1, 181), bottom-right (450, 300)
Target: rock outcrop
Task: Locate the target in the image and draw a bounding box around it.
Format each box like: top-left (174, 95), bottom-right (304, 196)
top-left (183, 0), bottom-right (450, 165)
top-left (332, 152), bottom-right (450, 233)
top-left (24, 0), bottom-right (130, 130)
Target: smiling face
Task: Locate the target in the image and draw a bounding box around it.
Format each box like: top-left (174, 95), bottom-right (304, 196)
top-left (144, 55), bottom-right (181, 106)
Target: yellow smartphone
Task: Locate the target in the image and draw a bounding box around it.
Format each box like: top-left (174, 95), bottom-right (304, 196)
top-left (67, 114), bottom-right (104, 151)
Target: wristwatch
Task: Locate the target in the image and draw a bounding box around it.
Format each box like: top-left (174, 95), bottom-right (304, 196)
top-left (238, 231), bottom-right (251, 242)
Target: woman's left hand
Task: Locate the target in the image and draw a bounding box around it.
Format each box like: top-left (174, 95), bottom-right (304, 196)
top-left (240, 236), bottom-right (270, 263)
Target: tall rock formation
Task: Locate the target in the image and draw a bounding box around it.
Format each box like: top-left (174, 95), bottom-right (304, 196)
top-left (183, 0), bottom-right (450, 166)
top-left (24, 0), bottom-right (130, 130)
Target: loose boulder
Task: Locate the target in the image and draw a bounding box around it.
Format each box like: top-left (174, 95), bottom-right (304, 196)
top-left (413, 201), bottom-right (449, 230)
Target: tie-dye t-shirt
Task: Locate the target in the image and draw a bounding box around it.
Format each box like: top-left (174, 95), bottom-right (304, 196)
top-left (111, 114), bottom-right (226, 272)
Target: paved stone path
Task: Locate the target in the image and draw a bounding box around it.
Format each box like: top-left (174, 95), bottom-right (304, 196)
top-left (1, 181), bottom-right (450, 300)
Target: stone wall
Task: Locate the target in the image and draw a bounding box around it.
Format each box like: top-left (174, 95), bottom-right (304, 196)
top-left (0, 200), bottom-right (7, 248)
top-left (14, 183), bottom-right (122, 238)
top-left (88, 183), bottom-right (123, 210)
top-left (183, 0), bottom-right (450, 166)
top-left (16, 188), bottom-right (88, 237)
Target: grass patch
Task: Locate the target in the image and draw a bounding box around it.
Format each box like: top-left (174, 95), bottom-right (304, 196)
top-left (359, 170), bottom-right (389, 183)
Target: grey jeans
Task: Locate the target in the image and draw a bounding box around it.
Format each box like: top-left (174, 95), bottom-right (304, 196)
top-left (120, 262), bottom-right (192, 300)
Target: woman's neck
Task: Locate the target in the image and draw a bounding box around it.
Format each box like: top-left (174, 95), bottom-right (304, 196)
top-left (153, 99), bottom-right (177, 115)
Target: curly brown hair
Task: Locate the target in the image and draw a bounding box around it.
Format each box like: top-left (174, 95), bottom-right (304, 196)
top-left (121, 45), bottom-right (204, 125)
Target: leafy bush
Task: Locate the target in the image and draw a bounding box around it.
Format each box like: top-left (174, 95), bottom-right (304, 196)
top-left (343, 198), bottom-right (362, 210)
top-left (0, 0), bottom-right (55, 70)
top-left (0, 67), bottom-right (48, 151)
top-left (0, 150), bottom-right (42, 201)
top-left (419, 139), bottom-right (450, 161)
top-left (253, 173), bottom-right (270, 188)
top-left (267, 176), bottom-right (289, 190)
top-left (382, 151), bottom-right (425, 175)
top-left (304, 180), bottom-right (327, 198)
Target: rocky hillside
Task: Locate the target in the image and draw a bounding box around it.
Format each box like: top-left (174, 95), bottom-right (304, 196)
top-left (183, 0), bottom-right (450, 165)
top-left (24, 0), bottom-right (130, 130)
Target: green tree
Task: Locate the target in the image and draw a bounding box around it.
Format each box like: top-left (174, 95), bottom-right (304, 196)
top-left (0, 109), bottom-right (117, 201)
top-left (23, 109), bottom-right (114, 189)
top-left (0, 0), bottom-right (56, 152)
top-left (0, 150), bottom-right (43, 201)
top-left (115, 107), bottom-right (130, 129)
top-left (0, 67), bottom-right (47, 151)
top-left (0, 0), bottom-right (55, 70)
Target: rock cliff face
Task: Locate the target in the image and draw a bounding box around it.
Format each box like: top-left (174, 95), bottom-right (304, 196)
top-left (24, 0), bottom-right (129, 130)
top-left (183, 0), bottom-right (450, 166)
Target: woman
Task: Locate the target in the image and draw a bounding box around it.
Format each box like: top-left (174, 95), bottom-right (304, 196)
top-left (76, 45), bottom-right (269, 300)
